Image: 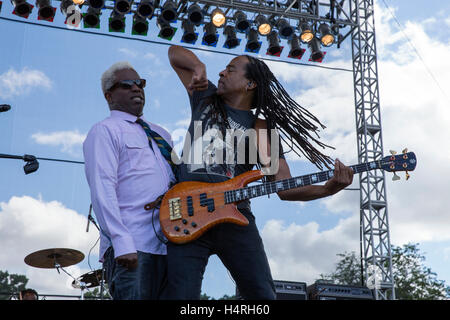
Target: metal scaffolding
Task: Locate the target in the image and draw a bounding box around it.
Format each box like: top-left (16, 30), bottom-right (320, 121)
top-left (349, 0), bottom-right (395, 300)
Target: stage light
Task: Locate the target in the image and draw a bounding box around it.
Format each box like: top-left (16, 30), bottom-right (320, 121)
top-left (36, 0), bottom-right (55, 20)
top-left (72, 0), bottom-right (84, 5)
top-left (245, 28), bottom-right (261, 52)
top-left (233, 10), bottom-right (249, 33)
top-left (60, 0), bottom-right (81, 26)
top-left (157, 16), bottom-right (175, 39)
top-left (223, 25), bottom-right (239, 49)
top-left (203, 22), bottom-right (218, 46)
top-left (308, 37), bottom-right (324, 62)
top-left (109, 10), bottom-right (125, 32)
top-left (267, 30), bottom-right (282, 55)
top-left (276, 18), bottom-right (294, 39)
top-left (288, 35), bottom-right (304, 58)
top-left (211, 8), bottom-right (225, 28)
top-left (187, 3), bottom-right (203, 25)
top-left (161, 0), bottom-right (177, 22)
top-left (88, 0), bottom-right (104, 9)
top-left (318, 23), bottom-right (335, 46)
top-left (11, 0), bottom-right (33, 18)
top-left (114, 0), bottom-right (132, 15)
top-left (254, 14), bottom-right (271, 36)
top-left (132, 13), bottom-right (148, 35)
top-left (299, 21), bottom-right (313, 43)
top-left (181, 20), bottom-right (197, 43)
top-left (137, 0), bottom-right (154, 18)
top-left (83, 7), bottom-right (101, 28)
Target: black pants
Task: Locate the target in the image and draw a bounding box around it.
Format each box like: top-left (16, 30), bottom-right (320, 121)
top-left (103, 247), bottom-right (168, 300)
top-left (166, 208), bottom-right (276, 300)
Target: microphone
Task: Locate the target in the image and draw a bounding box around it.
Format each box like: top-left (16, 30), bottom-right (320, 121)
top-left (0, 104), bottom-right (11, 112)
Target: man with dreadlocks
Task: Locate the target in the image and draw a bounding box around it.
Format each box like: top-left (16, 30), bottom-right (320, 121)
top-left (166, 45), bottom-right (354, 300)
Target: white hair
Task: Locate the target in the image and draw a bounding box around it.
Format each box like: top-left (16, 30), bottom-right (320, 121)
top-left (101, 61), bottom-right (136, 95)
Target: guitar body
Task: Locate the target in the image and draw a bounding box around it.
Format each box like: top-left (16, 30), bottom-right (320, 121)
top-left (159, 170), bottom-right (264, 244)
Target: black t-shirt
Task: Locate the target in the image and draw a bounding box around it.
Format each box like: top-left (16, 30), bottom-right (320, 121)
top-left (178, 81), bottom-right (258, 209)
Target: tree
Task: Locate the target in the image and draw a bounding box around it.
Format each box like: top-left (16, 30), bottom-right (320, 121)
top-left (83, 287), bottom-right (112, 300)
top-left (319, 243), bottom-right (450, 300)
top-left (200, 292), bottom-right (237, 300)
top-left (319, 251), bottom-right (363, 286)
top-left (392, 243), bottom-right (448, 300)
top-left (0, 270), bottom-right (29, 300)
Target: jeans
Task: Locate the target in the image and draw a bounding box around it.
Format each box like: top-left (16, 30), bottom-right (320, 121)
top-left (103, 247), bottom-right (168, 300)
top-left (166, 208), bottom-right (276, 300)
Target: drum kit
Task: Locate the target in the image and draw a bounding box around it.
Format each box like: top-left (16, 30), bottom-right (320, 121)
top-left (24, 248), bottom-right (108, 300)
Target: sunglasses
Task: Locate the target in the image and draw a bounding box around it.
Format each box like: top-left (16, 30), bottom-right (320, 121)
top-left (109, 79), bottom-right (146, 91)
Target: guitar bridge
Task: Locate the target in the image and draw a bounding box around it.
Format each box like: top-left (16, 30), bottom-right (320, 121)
top-left (168, 197), bottom-right (182, 221)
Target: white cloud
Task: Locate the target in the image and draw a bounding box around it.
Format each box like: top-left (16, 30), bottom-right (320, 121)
top-left (31, 130), bottom-right (86, 157)
top-left (0, 196), bottom-right (100, 297)
top-left (0, 67), bottom-right (52, 99)
top-left (262, 216), bottom-right (360, 284)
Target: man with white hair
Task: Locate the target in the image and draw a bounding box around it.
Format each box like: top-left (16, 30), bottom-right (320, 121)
top-left (83, 62), bottom-right (175, 300)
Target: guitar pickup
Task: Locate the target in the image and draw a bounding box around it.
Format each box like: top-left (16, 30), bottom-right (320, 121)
top-left (199, 193), bottom-right (207, 206)
top-left (187, 196), bottom-right (194, 216)
top-left (200, 193), bottom-right (214, 212)
top-left (207, 199), bottom-right (215, 212)
top-left (168, 197), bottom-right (182, 221)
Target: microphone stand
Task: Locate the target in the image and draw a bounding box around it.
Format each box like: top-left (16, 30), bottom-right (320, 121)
top-left (85, 204), bottom-right (105, 300)
top-left (86, 204), bottom-right (100, 232)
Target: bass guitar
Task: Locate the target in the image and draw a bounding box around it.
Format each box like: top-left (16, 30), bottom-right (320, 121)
top-left (154, 149), bottom-right (416, 244)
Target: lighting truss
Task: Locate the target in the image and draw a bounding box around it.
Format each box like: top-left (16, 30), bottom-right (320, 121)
top-left (5, 0), bottom-right (358, 62)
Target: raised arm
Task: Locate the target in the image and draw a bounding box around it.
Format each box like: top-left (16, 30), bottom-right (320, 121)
top-left (168, 45), bottom-right (208, 96)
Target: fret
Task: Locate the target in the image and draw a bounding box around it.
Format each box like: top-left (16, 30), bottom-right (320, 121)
top-left (224, 160), bottom-right (382, 204)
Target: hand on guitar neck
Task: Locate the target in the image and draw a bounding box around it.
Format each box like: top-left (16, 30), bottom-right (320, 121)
top-left (323, 158), bottom-right (354, 196)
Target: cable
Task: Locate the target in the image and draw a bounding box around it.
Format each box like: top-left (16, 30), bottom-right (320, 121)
top-left (0, 16), bottom-right (353, 73)
top-left (380, 0), bottom-right (450, 105)
top-left (151, 206), bottom-right (168, 245)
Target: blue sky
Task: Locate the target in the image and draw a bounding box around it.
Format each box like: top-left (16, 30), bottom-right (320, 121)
top-left (0, 0), bottom-right (449, 299)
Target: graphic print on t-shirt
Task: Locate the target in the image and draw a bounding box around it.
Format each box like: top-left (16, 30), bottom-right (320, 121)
top-left (185, 103), bottom-right (253, 180)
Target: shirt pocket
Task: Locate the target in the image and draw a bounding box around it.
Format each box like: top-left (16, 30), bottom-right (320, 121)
top-left (124, 140), bottom-right (155, 171)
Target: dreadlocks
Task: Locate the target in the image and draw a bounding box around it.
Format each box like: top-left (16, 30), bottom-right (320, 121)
top-left (205, 55), bottom-right (334, 170)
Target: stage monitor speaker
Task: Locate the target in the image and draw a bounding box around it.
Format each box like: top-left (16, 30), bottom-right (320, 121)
top-left (307, 282), bottom-right (374, 300)
top-left (235, 280), bottom-right (307, 300)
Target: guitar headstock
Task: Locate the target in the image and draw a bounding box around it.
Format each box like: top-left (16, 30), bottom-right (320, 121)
top-left (381, 148), bottom-right (417, 181)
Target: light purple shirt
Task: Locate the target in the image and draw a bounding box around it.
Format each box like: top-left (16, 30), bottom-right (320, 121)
top-left (83, 110), bottom-right (175, 261)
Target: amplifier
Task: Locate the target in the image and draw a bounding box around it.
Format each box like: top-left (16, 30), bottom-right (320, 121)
top-left (274, 280), bottom-right (307, 300)
top-left (235, 280), bottom-right (307, 300)
top-left (307, 282), bottom-right (374, 300)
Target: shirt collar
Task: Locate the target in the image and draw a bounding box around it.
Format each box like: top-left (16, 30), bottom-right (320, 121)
top-left (110, 110), bottom-right (148, 123)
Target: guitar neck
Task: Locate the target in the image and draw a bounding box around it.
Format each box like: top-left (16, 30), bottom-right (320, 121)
top-left (224, 160), bottom-right (380, 203)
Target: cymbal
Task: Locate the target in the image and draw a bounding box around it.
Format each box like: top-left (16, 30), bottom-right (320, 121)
top-left (24, 248), bottom-right (85, 269)
top-left (72, 269), bottom-right (105, 289)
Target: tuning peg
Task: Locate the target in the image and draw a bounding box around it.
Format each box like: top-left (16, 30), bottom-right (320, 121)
top-left (406, 171), bottom-right (410, 180)
top-left (402, 148), bottom-right (408, 154)
top-left (390, 150), bottom-right (397, 155)
top-left (392, 172), bottom-right (400, 181)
